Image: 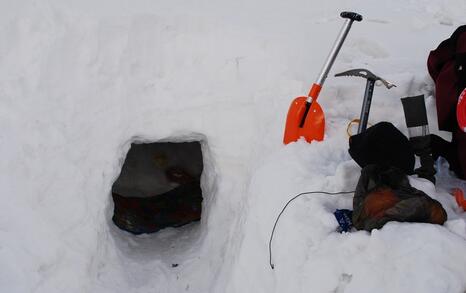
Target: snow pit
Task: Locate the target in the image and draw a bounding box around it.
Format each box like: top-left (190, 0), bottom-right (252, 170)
top-left (111, 141), bottom-right (204, 235)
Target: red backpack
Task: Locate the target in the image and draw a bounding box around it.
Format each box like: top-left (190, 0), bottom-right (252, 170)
top-left (428, 25), bottom-right (466, 179)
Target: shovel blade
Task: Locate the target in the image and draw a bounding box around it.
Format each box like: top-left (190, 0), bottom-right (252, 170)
top-left (283, 96), bottom-right (325, 144)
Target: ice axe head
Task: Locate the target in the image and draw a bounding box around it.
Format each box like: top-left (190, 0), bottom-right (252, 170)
top-left (334, 69), bottom-right (396, 89)
top-left (335, 68), bottom-right (396, 134)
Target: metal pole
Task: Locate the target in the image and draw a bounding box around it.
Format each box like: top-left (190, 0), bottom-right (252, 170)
top-left (316, 19), bottom-right (354, 86)
top-left (358, 79), bottom-right (375, 133)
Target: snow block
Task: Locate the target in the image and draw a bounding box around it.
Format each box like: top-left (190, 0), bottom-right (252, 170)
top-left (111, 141), bottom-right (203, 234)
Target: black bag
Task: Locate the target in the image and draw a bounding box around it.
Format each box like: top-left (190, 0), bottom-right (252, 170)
top-left (349, 122), bottom-right (415, 175)
top-left (353, 164), bottom-right (447, 231)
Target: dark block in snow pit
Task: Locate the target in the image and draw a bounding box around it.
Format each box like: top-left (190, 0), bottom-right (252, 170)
top-left (111, 141), bottom-right (203, 234)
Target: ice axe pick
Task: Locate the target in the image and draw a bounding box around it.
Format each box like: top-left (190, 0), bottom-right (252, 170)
top-left (335, 68), bottom-right (396, 134)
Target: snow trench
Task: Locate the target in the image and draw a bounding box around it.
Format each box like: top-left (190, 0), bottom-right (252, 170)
top-left (101, 133), bottom-right (221, 291)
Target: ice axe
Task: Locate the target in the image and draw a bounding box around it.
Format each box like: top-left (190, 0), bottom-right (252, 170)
top-left (283, 11), bottom-right (362, 145)
top-left (335, 68), bottom-right (396, 134)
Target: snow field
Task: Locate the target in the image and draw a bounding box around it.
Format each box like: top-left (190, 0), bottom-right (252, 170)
top-left (0, 0), bottom-right (466, 292)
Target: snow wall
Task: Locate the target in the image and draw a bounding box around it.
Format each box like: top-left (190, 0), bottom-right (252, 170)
top-left (1, 0), bottom-right (466, 292)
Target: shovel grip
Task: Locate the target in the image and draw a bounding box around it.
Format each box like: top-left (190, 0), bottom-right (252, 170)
top-left (340, 12), bottom-right (363, 22)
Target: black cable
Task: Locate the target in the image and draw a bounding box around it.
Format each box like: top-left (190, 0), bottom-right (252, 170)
top-left (269, 190), bottom-right (354, 269)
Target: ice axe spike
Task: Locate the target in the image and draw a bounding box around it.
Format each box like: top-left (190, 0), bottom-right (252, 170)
top-left (335, 68), bottom-right (396, 134)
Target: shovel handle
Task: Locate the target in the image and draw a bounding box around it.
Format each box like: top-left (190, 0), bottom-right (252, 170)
top-left (340, 12), bottom-right (363, 22)
top-left (311, 11), bottom-right (362, 102)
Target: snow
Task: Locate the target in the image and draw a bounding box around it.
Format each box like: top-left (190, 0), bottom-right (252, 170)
top-left (1, 0), bottom-right (465, 292)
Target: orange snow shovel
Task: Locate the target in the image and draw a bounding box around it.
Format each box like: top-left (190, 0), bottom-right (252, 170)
top-left (283, 12), bottom-right (362, 144)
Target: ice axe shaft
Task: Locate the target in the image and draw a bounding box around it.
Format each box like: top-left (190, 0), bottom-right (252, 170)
top-left (358, 79), bottom-right (375, 133)
top-left (335, 68), bottom-right (396, 134)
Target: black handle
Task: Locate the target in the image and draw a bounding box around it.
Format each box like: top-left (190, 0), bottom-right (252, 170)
top-left (340, 11), bottom-right (363, 22)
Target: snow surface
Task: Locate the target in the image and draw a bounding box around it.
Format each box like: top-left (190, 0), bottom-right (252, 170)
top-left (1, 0), bottom-right (466, 292)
